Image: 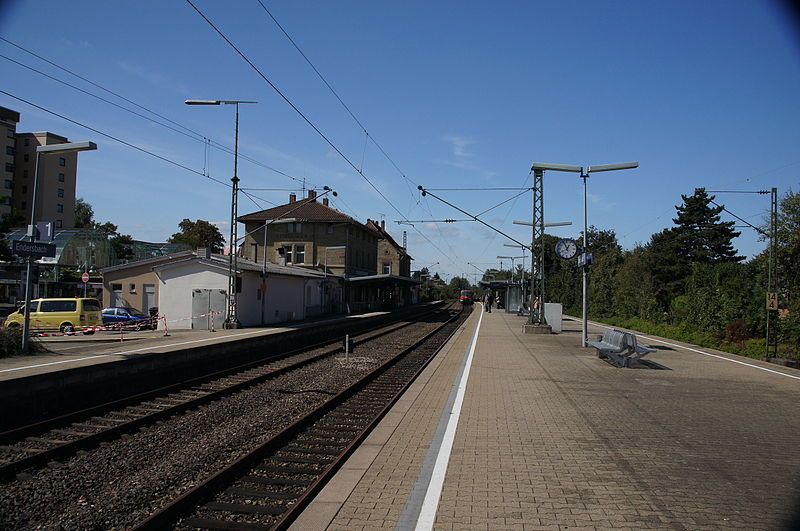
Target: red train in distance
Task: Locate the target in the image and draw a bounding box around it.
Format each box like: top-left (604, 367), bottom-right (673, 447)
top-left (459, 289), bottom-right (475, 305)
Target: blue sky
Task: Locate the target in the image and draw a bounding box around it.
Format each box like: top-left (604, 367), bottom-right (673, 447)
top-left (1, 1), bottom-right (798, 281)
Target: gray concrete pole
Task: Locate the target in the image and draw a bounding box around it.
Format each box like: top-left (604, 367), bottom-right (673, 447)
top-left (582, 172), bottom-right (588, 348)
top-left (21, 151), bottom-right (42, 353)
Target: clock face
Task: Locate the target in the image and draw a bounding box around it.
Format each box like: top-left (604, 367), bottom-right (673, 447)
top-left (555, 239), bottom-right (578, 260)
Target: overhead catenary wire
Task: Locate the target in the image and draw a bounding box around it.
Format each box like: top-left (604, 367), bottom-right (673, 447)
top-left (0, 90), bottom-right (277, 208)
top-left (255, 1), bottom-right (419, 197)
top-left (0, 40), bottom-right (313, 187)
top-left (187, 0), bottom-right (453, 264)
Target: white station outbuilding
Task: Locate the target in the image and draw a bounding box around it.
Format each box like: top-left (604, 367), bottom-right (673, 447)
top-left (102, 249), bottom-right (340, 330)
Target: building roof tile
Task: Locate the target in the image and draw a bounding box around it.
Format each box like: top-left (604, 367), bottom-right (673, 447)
top-left (238, 197), bottom-right (354, 224)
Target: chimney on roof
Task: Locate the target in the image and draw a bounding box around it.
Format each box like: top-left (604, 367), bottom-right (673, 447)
top-left (308, 189), bottom-right (317, 200)
top-left (322, 197), bottom-right (329, 207)
top-left (381, 219), bottom-right (385, 231)
top-left (289, 193), bottom-right (296, 203)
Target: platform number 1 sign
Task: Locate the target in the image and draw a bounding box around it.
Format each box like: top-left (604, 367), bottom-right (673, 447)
top-left (767, 292), bottom-right (778, 311)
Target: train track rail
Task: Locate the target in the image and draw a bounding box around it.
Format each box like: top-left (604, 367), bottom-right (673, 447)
top-left (0, 304), bottom-right (450, 481)
top-left (132, 304), bottom-right (470, 530)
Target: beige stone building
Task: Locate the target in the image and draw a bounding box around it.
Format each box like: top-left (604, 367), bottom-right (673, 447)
top-left (239, 190), bottom-right (379, 278)
top-left (14, 132), bottom-right (78, 229)
top-left (240, 191), bottom-right (419, 312)
top-left (365, 218), bottom-right (412, 277)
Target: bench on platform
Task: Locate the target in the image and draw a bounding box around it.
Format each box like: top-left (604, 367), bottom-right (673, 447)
top-left (588, 328), bottom-right (656, 368)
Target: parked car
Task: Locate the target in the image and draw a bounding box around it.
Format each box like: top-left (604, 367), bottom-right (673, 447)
top-left (101, 307), bottom-right (156, 330)
top-left (4, 298), bottom-right (102, 333)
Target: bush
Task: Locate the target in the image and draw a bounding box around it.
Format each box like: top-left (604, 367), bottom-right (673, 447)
top-left (0, 328), bottom-right (47, 358)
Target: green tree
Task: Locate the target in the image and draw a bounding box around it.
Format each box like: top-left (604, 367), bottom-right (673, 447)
top-left (74, 197), bottom-right (94, 228)
top-left (673, 188), bottom-right (744, 264)
top-left (0, 211), bottom-right (24, 261)
top-left (168, 219), bottom-right (225, 253)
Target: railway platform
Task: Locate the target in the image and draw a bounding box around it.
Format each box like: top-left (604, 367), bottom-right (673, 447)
top-left (0, 309), bottom-right (393, 382)
top-left (295, 306), bottom-right (800, 530)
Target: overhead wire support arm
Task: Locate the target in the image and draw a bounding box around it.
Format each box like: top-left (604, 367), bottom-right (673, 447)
top-left (417, 186), bottom-right (531, 251)
top-left (394, 219), bottom-right (474, 224)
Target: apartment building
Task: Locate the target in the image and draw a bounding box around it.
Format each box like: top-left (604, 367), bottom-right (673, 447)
top-left (14, 132), bottom-right (77, 229)
top-left (0, 107), bottom-right (20, 218)
top-left (0, 106), bottom-right (81, 229)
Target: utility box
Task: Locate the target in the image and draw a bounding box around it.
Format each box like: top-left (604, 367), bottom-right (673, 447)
top-left (544, 303), bottom-right (563, 333)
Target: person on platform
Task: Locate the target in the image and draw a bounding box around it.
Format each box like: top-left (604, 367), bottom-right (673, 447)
top-left (485, 291), bottom-right (493, 313)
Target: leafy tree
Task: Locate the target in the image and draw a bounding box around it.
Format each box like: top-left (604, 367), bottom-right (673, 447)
top-left (71, 199), bottom-right (135, 263)
top-left (613, 246), bottom-right (660, 321)
top-left (0, 211), bottom-right (24, 261)
top-left (168, 219), bottom-right (225, 253)
top-left (74, 198), bottom-right (94, 228)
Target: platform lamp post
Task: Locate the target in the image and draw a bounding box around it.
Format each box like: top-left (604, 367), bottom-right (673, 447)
top-left (186, 99), bottom-right (256, 329)
top-left (531, 161), bottom-right (638, 346)
top-left (22, 141), bottom-right (97, 354)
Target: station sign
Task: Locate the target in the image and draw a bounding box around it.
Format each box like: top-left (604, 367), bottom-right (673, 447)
top-left (767, 292), bottom-right (778, 311)
top-left (13, 240), bottom-right (56, 258)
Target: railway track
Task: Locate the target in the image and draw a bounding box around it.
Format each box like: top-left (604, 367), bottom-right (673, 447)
top-left (0, 304), bottom-right (449, 481)
top-left (133, 303), bottom-right (470, 530)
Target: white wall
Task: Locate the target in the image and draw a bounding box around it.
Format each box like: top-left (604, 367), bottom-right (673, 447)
top-left (262, 275), bottom-right (306, 324)
top-left (156, 263), bottom-right (228, 330)
top-left (156, 260), bottom-right (321, 329)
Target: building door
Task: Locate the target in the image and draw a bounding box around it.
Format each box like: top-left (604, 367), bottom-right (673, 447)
top-left (110, 284), bottom-right (123, 307)
top-left (191, 289), bottom-right (227, 330)
top-left (142, 284), bottom-right (156, 313)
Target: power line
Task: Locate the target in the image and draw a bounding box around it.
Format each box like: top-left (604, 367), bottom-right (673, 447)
top-left (426, 187), bottom-right (532, 191)
top-left (255, 1), bottom-right (420, 196)
top-left (0, 37), bottom-right (312, 187)
top-left (0, 90), bottom-right (277, 207)
top-left (187, 0), bottom-right (452, 264)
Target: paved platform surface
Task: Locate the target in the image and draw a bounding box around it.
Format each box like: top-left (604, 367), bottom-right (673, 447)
top-left (0, 310), bottom-right (390, 382)
top-left (294, 307), bottom-right (800, 530)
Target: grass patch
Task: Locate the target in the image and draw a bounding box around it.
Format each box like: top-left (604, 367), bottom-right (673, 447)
top-left (0, 328), bottom-right (48, 358)
top-left (592, 316), bottom-right (795, 361)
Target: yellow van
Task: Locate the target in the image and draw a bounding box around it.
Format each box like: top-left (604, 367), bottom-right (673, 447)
top-left (4, 298), bottom-right (103, 333)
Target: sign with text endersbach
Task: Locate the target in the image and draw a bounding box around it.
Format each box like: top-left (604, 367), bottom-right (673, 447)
top-left (12, 240), bottom-right (56, 258)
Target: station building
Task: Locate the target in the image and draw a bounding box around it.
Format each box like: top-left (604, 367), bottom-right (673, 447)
top-left (239, 190), bottom-right (419, 314)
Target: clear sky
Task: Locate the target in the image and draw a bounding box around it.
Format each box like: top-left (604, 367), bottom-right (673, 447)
top-left (1, 1), bottom-right (798, 281)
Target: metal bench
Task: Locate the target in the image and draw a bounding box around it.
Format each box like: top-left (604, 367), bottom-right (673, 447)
top-left (588, 328), bottom-right (656, 368)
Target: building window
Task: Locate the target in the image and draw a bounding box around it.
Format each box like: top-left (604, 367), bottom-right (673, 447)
top-left (5, 163), bottom-right (13, 173)
top-left (111, 283), bottom-right (122, 292)
top-left (326, 223), bottom-right (334, 234)
top-left (21, 200), bottom-right (26, 209)
top-left (287, 222), bottom-right (302, 233)
top-left (58, 188), bottom-right (64, 198)
top-left (55, 219), bottom-right (62, 228)
top-left (23, 154), bottom-right (28, 162)
top-left (23, 170), bottom-right (28, 178)
top-left (59, 157), bottom-right (66, 167)
top-left (5, 146), bottom-right (13, 156)
top-left (129, 283), bottom-right (136, 293)
top-left (6, 129), bottom-right (13, 139)
top-left (21, 185), bottom-right (26, 194)
top-left (282, 245), bottom-right (292, 264)
top-left (294, 245), bottom-right (305, 265)
top-left (58, 173), bottom-right (65, 182)
top-left (57, 204), bottom-right (64, 213)
top-left (23, 137), bottom-right (29, 146)
top-left (383, 263), bottom-right (391, 275)
top-left (251, 243), bottom-right (258, 260)
top-left (3, 180), bottom-right (11, 190)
